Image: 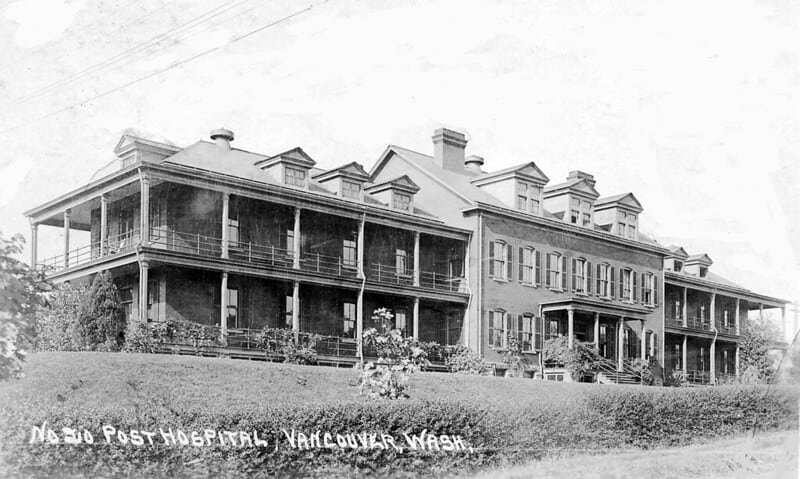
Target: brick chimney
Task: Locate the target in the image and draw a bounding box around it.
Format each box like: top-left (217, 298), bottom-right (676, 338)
top-left (210, 128), bottom-right (234, 149)
top-left (567, 170), bottom-right (595, 187)
top-left (432, 128), bottom-right (468, 172)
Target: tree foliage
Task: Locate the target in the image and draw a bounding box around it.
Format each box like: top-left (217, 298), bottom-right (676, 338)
top-left (542, 336), bottom-right (601, 381)
top-left (75, 271), bottom-right (126, 350)
top-left (32, 282), bottom-right (86, 352)
top-left (739, 315), bottom-right (781, 383)
top-left (0, 232), bottom-right (50, 380)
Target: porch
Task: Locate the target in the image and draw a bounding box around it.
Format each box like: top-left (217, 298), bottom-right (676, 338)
top-left (665, 332), bottom-right (739, 385)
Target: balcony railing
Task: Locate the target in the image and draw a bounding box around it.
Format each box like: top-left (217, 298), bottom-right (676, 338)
top-left (229, 242), bottom-right (293, 268)
top-left (665, 315), bottom-right (738, 335)
top-left (419, 270), bottom-right (466, 293)
top-left (367, 263), bottom-right (414, 286)
top-left (37, 229), bottom-right (141, 272)
top-left (300, 251), bottom-right (359, 277)
top-left (149, 228), bottom-right (222, 257)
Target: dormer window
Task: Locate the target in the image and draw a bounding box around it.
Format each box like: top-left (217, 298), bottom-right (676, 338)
top-left (516, 182), bottom-right (542, 214)
top-left (570, 197), bottom-right (593, 226)
top-left (615, 210), bottom-right (638, 239)
top-left (674, 261), bottom-right (683, 272)
top-left (284, 166), bottom-right (306, 187)
top-left (342, 180), bottom-right (361, 199)
top-left (392, 192), bottom-right (411, 211)
top-left (699, 266), bottom-right (708, 278)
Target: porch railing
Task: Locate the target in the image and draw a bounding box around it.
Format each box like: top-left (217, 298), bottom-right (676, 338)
top-left (419, 270), bottom-right (466, 292)
top-left (229, 242), bottom-right (293, 268)
top-left (685, 369), bottom-right (712, 385)
top-left (149, 227), bottom-right (222, 257)
top-left (367, 263), bottom-right (414, 285)
top-left (665, 314), bottom-right (738, 336)
top-left (300, 251), bottom-right (359, 277)
top-left (37, 228), bottom-right (141, 272)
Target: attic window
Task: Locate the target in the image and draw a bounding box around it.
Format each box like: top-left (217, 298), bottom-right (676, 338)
top-left (285, 166), bottom-right (306, 187)
top-left (516, 182), bottom-right (542, 215)
top-left (570, 197), bottom-right (592, 226)
top-left (674, 261), bottom-right (683, 272)
top-left (616, 210), bottom-right (638, 239)
top-left (342, 181), bottom-right (361, 199)
top-left (699, 266), bottom-right (708, 278)
top-left (393, 192), bottom-right (411, 211)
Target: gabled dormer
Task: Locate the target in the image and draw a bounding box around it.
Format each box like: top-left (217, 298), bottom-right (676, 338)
top-left (593, 192), bottom-right (644, 240)
top-left (685, 253), bottom-right (713, 278)
top-left (254, 147), bottom-right (316, 189)
top-left (312, 162), bottom-right (370, 200)
top-left (114, 133), bottom-right (181, 167)
top-left (364, 175), bottom-right (420, 212)
top-left (543, 170), bottom-right (600, 227)
top-left (664, 245), bottom-right (689, 272)
top-left (471, 162), bottom-right (549, 216)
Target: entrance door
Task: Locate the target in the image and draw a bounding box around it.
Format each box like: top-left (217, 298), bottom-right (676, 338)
top-left (599, 324), bottom-right (616, 359)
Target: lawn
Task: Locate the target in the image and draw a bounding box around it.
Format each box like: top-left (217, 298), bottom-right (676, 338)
top-left (0, 352), bottom-right (796, 478)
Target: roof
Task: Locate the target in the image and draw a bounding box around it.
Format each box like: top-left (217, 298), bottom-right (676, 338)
top-left (686, 253), bottom-right (713, 265)
top-left (365, 174), bottom-right (421, 194)
top-left (163, 141), bottom-right (273, 183)
top-left (471, 161), bottom-right (550, 185)
top-left (595, 192), bottom-right (643, 212)
top-left (543, 177), bottom-right (601, 198)
top-left (667, 245), bottom-right (689, 259)
top-left (312, 161), bottom-right (370, 182)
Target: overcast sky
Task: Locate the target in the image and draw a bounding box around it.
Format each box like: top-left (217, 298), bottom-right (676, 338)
top-left (0, 0), bottom-right (797, 320)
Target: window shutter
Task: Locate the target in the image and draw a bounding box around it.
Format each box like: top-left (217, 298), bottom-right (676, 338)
top-left (596, 264), bottom-right (602, 295)
top-left (654, 276), bottom-right (659, 306)
top-left (633, 271), bottom-right (638, 302)
top-left (517, 314), bottom-right (523, 334)
top-left (535, 316), bottom-right (543, 349)
top-left (505, 312), bottom-right (512, 347)
top-left (535, 250), bottom-right (542, 285)
top-left (519, 247), bottom-right (524, 282)
top-left (561, 256), bottom-right (568, 291)
top-left (610, 267), bottom-right (616, 299)
top-left (587, 261), bottom-right (593, 294)
top-left (506, 246), bottom-right (513, 280)
top-left (488, 241), bottom-right (495, 276)
top-left (571, 258), bottom-right (577, 292)
top-left (545, 254), bottom-right (551, 287)
top-left (618, 269), bottom-right (624, 299)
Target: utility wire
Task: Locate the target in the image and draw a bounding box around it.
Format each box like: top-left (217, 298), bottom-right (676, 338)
top-left (3, 0), bottom-right (254, 108)
top-left (0, 2), bottom-right (326, 135)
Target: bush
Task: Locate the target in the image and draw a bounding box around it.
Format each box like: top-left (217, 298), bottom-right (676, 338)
top-left (543, 336), bottom-right (600, 381)
top-left (445, 345), bottom-right (489, 375)
top-left (153, 317), bottom-right (222, 352)
top-left (628, 358), bottom-right (655, 385)
top-left (360, 314), bottom-right (428, 399)
top-left (32, 283), bottom-right (86, 352)
top-left (257, 328), bottom-right (320, 365)
top-left (75, 271), bottom-right (126, 350)
top-left (123, 321), bottom-right (160, 354)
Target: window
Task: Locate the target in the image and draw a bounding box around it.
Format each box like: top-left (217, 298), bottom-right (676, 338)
top-left (488, 241), bottom-right (512, 280)
top-left (723, 310), bottom-right (729, 328)
top-left (545, 252), bottom-right (566, 290)
top-left (572, 258), bottom-right (590, 294)
top-left (285, 296), bottom-right (293, 327)
top-left (672, 343), bottom-right (682, 370)
top-left (621, 269), bottom-right (632, 301)
top-left (722, 350), bottom-right (729, 374)
top-left (120, 288), bottom-right (133, 323)
top-left (226, 288), bottom-right (239, 329)
top-left (698, 346), bottom-right (707, 371)
top-left (596, 263), bottom-right (611, 297)
top-left (547, 318), bottom-right (560, 340)
top-left (284, 166), bottom-right (306, 187)
top-left (674, 301), bottom-right (682, 320)
top-left (147, 279), bottom-right (159, 322)
top-left (343, 302), bottom-right (356, 338)
top-left (342, 181), bottom-right (361, 199)
top-left (488, 309), bottom-right (507, 349)
top-left (519, 247), bottom-right (535, 284)
top-left (286, 229), bottom-right (295, 255)
top-left (392, 192), bottom-right (411, 211)
top-left (641, 273), bottom-right (654, 305)
top-left (674, 261), bottom-right (683, 272)
top-left (227, 216), bottom-right (239, 248)
top-left (570, 197), bottom-right (580, 224)
top-left (617, 210), bottom-right (638, 239)
top-left (395, 249), bottom-right (408, 275)
top-left (699, 266), bottom-right (708, 278)
top-left (569, 197), bottom-right (593, 226)
top-left (395, 308), bottom-right (408, 336)
top-left (516, 314), bottom-right (534, 352)
top-left (343, 237), bottom-right (357, 267)
top-left (516, 182), bottom-right (542, 214)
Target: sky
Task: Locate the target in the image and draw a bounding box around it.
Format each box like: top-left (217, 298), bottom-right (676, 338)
top-left (0, 0), bottom-right (797, 329)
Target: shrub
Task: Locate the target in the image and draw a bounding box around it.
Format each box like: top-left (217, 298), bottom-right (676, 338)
top-left (360, 321), bottom-right (428, 399)
top-left (502, 333), bottom-right (526, 377)
top-left (122, 321), bottom-right (160, 354)
top-left (664, 369), bottom-right (687, 387)
top-left (543, 336), bottom-right (600, 381)
top-left (257, 328), bottom-right (320, 365)
top-left (32, 283), bottom-right (85, 352)
top-left (445, 345), bottom-right (489, 375)
top-left (153, 317), bottom-right (222, 353)
top-left (628, 358), bottom-right (655, 385)
top-left (75, 271), bottom-right (126, 350)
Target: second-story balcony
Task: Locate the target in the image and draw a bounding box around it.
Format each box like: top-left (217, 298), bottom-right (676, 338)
top-left (665, 314), bottom-right (738, 336)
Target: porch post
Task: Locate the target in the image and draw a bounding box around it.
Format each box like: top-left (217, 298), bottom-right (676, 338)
top-left (640, 320), bottom-right (647, 360)
top-left (617, 316), bottom-right (624, 372)
top-left (292, 280), bottom-right (300, 342)
top-left (682, 287), bottom-right (688, 327)
top-left (593, 313), bottom-right (600, 350)
top-left (30, 221), bottom-right (38, 267)
top-left (221, 192), bottom-right (230, 259)
top-left (220, 272), bottom-right (229, 345)
top-left (567, 308), bottom-right (574, 349)
top-left (710, 292), bottom-right (716, 331)
top-left (759, 303), bottom-right (764, 322)
top-left (357, 217), bottom-right (365, 278)
top-left (292, 207), bottom-right (301, 269)
top-left (735, 298), bottom-right (740, 335)
top-left (781, 305), bottom-right (787, 341)
top-left (413, 297), bottom-right (420, 340)
top-left (140, 176), bottom-right (150, 244)
top-left (63, 209), bottom-right (71, 268)
top-left (710, 338), bottom-right (716, 384)
top-left (682, 334), bottom-right (688, 372)
top-left (138, 261), bottom-right (149, 323)
top-left (100, 194), bottom-right (108, 256)
top-left (413, 231), bottom-right (420, 286)
top-left (735, 344), bottom-right (740, 377)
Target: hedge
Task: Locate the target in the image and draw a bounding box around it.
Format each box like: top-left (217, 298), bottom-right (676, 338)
top-left (1, 385), bottom-right (795, 478)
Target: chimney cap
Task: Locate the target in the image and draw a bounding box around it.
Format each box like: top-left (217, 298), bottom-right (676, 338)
top-left (432, 127), bottom-right (468, 147)
top-left (210, 128), bottom-right (234, 142)
top-left (465, 155), bottom-right (484, 165)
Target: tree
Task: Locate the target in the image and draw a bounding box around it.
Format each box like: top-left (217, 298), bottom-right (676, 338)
top-left (0, 232), bottom-right (50, 380)
top-left (76, 271), bottom-right (126, 350)
top-left (739, 314), bottom-right (781, 383)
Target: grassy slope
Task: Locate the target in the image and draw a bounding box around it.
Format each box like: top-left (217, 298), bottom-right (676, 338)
top-left (0, 351), bottom-right (610, 413)
top-left (473, 429), bottom-right (799, 479)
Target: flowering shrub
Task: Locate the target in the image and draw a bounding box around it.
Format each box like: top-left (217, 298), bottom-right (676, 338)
top-left (257, 328), bottom-right (320, 365)
top-left (502, 333), bottom-right (527, 377)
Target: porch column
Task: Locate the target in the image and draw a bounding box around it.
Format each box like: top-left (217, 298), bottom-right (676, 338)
top-left (682, 287), bottom-right (688, 326)
top-left (710, 338), bottom-right (716, 384)
top-left (759, 303), bottom-right (764, 322)
top-left (413, 231), bottom-right (420, 286)
top-left (682, 335), bottom-right (688, 372)
top-left (140, 176), bottom-right (150, 244)
top-left (640, 320), bottom-right (647, 360)
top-left (593, 313), bottom-right (600, 350)
top-left (292, 280), bottom-right (300, 342)
top-left (710, 292), bottom-right (716, 331)
top-left (293, 207), bottom-right (301, 269)
top-left (100, 194), bottom-right (108, 256)
top-left (356, 289), bottom-right (364, 361)
top-left (735, 298), bottom-right (740, 335)
top-left (567, 308), bottom-right (574, 349)
top-left (221, 192), bottom-right (230, 259)
top-left (617, 317), bottom-right (624, 372)
top-left (220, 272), bottom-right (229, 344)
top-left (735, 345), bottom-right (740, 376)
top-left (63, 209), bottom-right (71, 268)
top-left (29, 221), bottom-right (38, 267)
top-left (138, 261), bottom-right (149, 323)
top-left (357, 217), bottom-right (365, 278)
top-left (781, 305), bottom-right (787, 341)
top-left (413, 297), bottom-right (420, 340)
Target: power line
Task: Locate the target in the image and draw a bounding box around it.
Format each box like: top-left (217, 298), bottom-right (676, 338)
top-left (0, 2), bottom-right (326, 135)
top-left (2, 0), bottom-right (254, 108)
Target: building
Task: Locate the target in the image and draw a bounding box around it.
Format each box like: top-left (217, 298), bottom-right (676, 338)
top-left (25, 127), bottom-right (789, 381)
